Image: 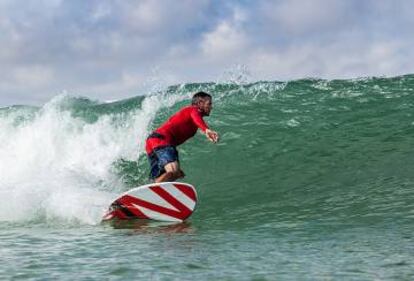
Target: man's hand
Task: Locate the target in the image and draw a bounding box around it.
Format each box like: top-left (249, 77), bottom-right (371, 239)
top-left (205, 129), bottom-right (219, 143)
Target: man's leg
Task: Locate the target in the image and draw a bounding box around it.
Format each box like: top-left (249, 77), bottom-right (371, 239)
top-left (155, 161), bottom-right (185, 183)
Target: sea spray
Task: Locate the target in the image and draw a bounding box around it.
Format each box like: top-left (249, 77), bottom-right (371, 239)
top-left (0, 91), bottom-right (188, 224)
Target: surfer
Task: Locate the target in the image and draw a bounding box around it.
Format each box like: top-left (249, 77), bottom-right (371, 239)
top-left (145, 91), bottom-right (219, 183)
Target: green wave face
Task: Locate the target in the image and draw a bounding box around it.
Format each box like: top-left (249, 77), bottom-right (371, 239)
top-left (176, 76), bottom-right (414, 229)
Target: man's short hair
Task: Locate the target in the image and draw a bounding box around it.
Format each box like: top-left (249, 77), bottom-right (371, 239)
top-left (192, 91), bottom-right (212, 105)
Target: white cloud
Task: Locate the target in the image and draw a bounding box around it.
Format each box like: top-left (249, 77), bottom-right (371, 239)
top-left (13, 65), bottom-right (54, 87)
top-left (260, 0), bottom-right (349, 34)
top-left (121, 0), bottom-right (209, 36)
top-left (201, 21), bottom-right (248, 60)
top-left (123, 1), bottom-right (164, 33)
top-left (90, 2), bottom-right (112, 22)
top-left (200, 4), bottom-right (250, 63)
top-left (249, 38), bottom-right (409, 80)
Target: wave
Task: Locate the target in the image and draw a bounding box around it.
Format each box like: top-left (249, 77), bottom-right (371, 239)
top-left (1, 75), bottom-right (414, 225)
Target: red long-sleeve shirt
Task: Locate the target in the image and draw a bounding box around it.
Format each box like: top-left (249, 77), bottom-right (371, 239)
top-left (145, 105), bottom-right (209, 154)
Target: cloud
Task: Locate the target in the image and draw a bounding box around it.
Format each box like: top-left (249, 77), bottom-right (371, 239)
top-left (0, 0), bottom-right (414, 106)
top-left (249, 38), bottom-right (408, 80)
top-left (259, 0), bottom-right (351, 35)
top-left (201, 18), bottom-right (249, 61)
top-left (120, 0), bottom-right (210, 35)
top-left (12, 65), bottom-right (54, 87)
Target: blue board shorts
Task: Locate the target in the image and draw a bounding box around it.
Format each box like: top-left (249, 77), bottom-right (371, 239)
top-left (147, 146), bottom-right (179, 179)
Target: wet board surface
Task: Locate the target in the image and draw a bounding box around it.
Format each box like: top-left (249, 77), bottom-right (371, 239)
top-left (102, 182), bottom-right (197, 222)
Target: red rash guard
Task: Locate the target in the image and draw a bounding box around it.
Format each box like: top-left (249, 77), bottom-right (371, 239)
top-left (145, 105), bottom-right (209, 154)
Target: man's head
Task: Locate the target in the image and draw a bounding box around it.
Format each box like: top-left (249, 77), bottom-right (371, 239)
top-left (192, 91), bottom-right (212, 116)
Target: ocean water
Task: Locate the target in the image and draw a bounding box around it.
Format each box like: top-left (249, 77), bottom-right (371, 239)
top-left (1, 75), bottom-right (414, 280)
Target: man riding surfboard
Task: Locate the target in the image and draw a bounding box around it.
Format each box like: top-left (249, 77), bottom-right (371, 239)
top-left (145, 91), bottom-right (219, 183)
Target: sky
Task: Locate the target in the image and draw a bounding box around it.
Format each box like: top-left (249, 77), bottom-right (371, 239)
top-left (1, 0), bottom-right (413, 106)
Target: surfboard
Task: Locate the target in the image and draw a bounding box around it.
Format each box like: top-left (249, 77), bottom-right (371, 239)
top-left (102, 182), bottom-right (197, 222)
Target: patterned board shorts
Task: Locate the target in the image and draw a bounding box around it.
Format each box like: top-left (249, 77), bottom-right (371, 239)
top-left (147, 145), bottom-right (179, 179)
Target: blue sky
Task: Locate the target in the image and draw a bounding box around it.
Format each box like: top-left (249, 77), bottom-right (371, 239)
top-left (1, 0), bottom-right (413, 106)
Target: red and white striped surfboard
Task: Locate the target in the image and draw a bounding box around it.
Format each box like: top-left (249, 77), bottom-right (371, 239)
top-left (102, 182), bottom-right (197, 222)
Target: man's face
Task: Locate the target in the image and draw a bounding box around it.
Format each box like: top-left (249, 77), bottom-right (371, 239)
top-left (198, 98), bottom-right (212, 116)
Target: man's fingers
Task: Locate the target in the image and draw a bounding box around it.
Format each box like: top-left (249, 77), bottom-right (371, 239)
top-left (213, 132), bottom-right (219, 141)
top-left (211, 132), bottom-right (219, 143)
top-left (206, 129), bottom-right (219, 143)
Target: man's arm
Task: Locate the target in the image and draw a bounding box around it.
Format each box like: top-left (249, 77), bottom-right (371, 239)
top-left (190, 109), bottom-right (209, 131)
top-left (190, 110), bottom-right (219, 143)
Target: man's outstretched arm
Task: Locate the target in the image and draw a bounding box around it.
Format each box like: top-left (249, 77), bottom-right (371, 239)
top-left (190, 110), bottom-right (219, 143)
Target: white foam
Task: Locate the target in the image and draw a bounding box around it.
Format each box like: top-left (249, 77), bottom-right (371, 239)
top-left (0, 92), bottom-right (187, 225)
